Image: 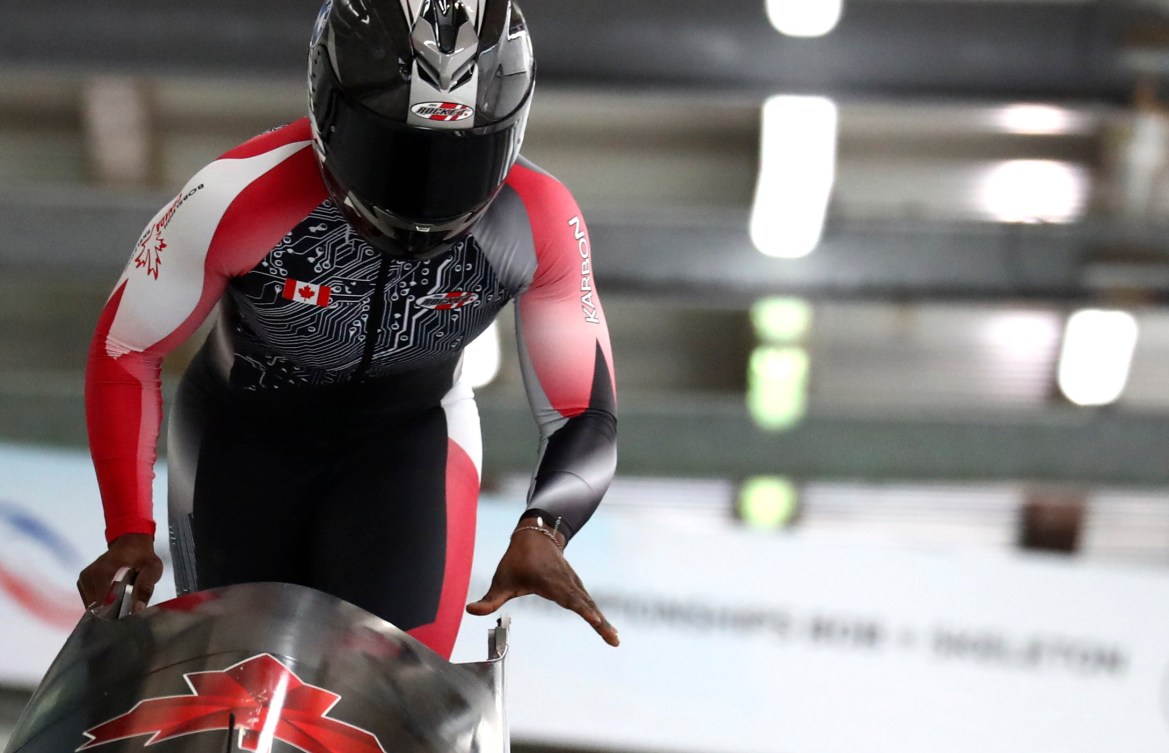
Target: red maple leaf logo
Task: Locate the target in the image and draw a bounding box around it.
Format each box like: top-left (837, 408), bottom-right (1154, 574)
top-left (78, 654), bottom-right (386, 753)
top-left (133, 226), bottom-right (166, 280)
top-left (298, 284), bottom-right (316, 301)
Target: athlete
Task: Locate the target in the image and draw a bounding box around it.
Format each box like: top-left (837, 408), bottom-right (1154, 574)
top-left (75, 0), bottom-right (619, 659)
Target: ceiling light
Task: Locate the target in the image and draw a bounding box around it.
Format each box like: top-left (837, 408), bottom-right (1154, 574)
top-left (751, 297), bottom-right (813, 343)
top-left (978, 160), bottom-right (1088, 224)
top-left (766, 0), bottom-right (843, 38)
top-left (979, 311), bottom-right (1062, 359)
top-left (748, 345), bottom-right (810, 431)
top-left (737, 477), bottom-right (800, 529)
top-left (1057, 310), bottom-right (1139, 407)
top-left (992, 104), bottom-right (1086, 136)
top-left (750, 96), bottom-right (838, 259)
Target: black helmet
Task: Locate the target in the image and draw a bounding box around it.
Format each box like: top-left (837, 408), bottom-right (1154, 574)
top-left (308, 0), bottom-right (535, 259)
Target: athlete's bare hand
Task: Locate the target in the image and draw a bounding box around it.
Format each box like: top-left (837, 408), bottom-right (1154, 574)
top-left (466, 523), bottom-right (619, 647)
top-left (76, 533), bottom-right (164, 614)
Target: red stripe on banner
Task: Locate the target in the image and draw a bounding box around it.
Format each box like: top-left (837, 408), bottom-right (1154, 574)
top-left (408, 439), bottom-right (479, 659)
top-left (317, 286), bottom-right (332, 306)
top-left (282, 278), bottom-right (298, 301)
top-left (0, 564), bottom-right (81, 630)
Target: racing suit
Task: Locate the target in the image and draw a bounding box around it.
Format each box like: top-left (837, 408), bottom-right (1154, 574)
top-left (85, 119), bottom-right (617, 658)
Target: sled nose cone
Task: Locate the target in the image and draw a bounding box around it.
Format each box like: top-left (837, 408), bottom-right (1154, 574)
top-left (5, 583), bottom-right (509, 753)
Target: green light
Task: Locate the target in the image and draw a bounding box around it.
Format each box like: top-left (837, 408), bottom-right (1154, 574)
top-left (738, 477), bottom-right (799, 529)
top-left (748, 345), bottom-right (809, 431)
top-left (751, 297), bottom-right (812, 343)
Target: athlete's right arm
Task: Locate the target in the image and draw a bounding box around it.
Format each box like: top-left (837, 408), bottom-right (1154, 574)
top-left (79, 169), bottom-right (231, 610)
top-left (78, 121), bottom-right (326, 610)
top-left (85, 174), bottom-right (232, 546)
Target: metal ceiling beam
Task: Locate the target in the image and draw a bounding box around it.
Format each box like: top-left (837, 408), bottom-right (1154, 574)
top-left (533, 0), bottom-right (1129, 100)
top-left (7, 193), bottom-right (1169, 302)
top-left (0, 1), bottom-right (1144, 102)
top-left (478, 397), bottom-right (1169, 487)
top-left (589, 214), bottom-right (1169, 303)
top-left (4, 388), bottom-right (1168, 486)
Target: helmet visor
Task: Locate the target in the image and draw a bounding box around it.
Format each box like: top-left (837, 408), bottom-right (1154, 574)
top-left (310, 48), bottom-right (531, 227)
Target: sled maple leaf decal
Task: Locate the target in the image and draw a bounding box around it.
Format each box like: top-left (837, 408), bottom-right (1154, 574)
top-left (77, 654), bottom-right (386, 753)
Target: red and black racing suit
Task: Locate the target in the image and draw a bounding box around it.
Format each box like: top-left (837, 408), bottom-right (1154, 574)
top-left (85, 120), bottom-right (617, 658)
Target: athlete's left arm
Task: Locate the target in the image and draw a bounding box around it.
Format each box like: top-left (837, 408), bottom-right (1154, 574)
top-left (466, 165), bottom-right (619, 646)
top-left (511, 173), bottom-right (617, 541)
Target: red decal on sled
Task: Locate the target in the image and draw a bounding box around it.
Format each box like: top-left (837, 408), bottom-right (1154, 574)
top-left (78, 653), bottom-right (385, 753)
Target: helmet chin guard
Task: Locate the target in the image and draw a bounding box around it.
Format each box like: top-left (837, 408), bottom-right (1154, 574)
top-left (318, 158), bottom-right (486, 260)
top-left (308, 0), bottom-right (535, 259)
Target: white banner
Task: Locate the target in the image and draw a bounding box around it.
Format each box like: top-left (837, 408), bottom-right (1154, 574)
top-left (459, 510), bottom-right (1169, 753)
top-left (0, 443), bottom-right (177, 688)
top-left (3, 442), bottom-right (1169, 752)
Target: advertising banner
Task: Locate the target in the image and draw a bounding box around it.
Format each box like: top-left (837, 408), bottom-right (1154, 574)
top-left (3, 442), bottom-right (1169, 752)
top-left (454, 509), bottom-right (1169, 753)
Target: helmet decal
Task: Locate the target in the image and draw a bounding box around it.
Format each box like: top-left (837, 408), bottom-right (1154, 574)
top-left (406, 0), bottom-right (483, 128)
top-left (311, 0), bottom-right (334, 48)
top-left (410, 1), bottom-right (481, 91)
top-left (410, 101), bottom-right (475, 122)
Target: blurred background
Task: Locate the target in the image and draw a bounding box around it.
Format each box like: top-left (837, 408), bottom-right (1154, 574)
top-left (4, 0), bottom-right (1169, 751)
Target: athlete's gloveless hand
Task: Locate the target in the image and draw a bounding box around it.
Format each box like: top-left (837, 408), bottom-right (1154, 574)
top-left (466, 521), bottom-right (619, 647)
top-left (76, 533), bottom-right (164, 614)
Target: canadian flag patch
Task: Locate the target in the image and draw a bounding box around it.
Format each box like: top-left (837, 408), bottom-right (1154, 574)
top-left (282, 279), bottom-right (332, 307)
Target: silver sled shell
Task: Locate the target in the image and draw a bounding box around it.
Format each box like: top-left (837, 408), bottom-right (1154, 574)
top-left (3, 582), bottom-right (509, 753)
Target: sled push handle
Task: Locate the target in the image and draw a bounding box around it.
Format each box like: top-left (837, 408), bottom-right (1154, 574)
top-left (88, 566), bottom-right (137, 621)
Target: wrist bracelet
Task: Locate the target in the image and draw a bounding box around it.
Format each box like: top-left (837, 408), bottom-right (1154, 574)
top-left (512, 525), bottom-right (564, 550)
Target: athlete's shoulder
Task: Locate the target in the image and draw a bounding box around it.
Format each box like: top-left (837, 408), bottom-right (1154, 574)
top-left (506, 156), bottom-right (577, 201)
top-left (173, 118), bottom-right (321, 216)
top-left (142, 119), bottom-right (326, 274)
top-left (218, 118), bottom-right (315, 161)
top-left (503, 156), bottom-right (583, 230)
top-left (499, 157), bottom-right (591, 291)
top-left (174, 119), bottom-right (316, 199)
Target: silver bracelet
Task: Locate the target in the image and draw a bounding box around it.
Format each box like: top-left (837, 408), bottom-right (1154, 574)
top-left (512, 523), bottom-right (564, 549)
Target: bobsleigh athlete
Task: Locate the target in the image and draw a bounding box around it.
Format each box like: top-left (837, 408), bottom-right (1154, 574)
top-left (76, 0), bottom-right (619, 658)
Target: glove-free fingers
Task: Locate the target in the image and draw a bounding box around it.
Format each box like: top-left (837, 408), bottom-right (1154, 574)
top-left (137, 557), bottom-right (167, 605)
top-left (466, 585), bottom-right (525, 615)
top-left (77, 567), bottom-right (110, 607)
top-left (135, 584), bottom-right (155, 606)
top-left (577, 601), bottom-right (620, 646)
top-left (560, 586), bottom-right (620, 647)
top-left (556, 588), bottom-right (597, 625)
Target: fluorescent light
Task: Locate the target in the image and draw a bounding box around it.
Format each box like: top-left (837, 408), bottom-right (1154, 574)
top-left (766, 0), bottom-right (843, 37)
top-left (463, 322), bottom-right (501, 388)
top-left (1057, 310), bottom-right (1139, 407)
top-left (738, 477), bottom-right (799, 529)
top-left (992, 104), bottom-right (1086, 136)
top-left (979, 160), bottom-right (1088, 224)
top-left (750, 96), bottom-right (838, 258)
top-left (979, 311), bottom-right (1062, 359)
top-left (747, 345), bottom-right (810, 430)
top-left (751, 297), bottom-right (813, 343)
